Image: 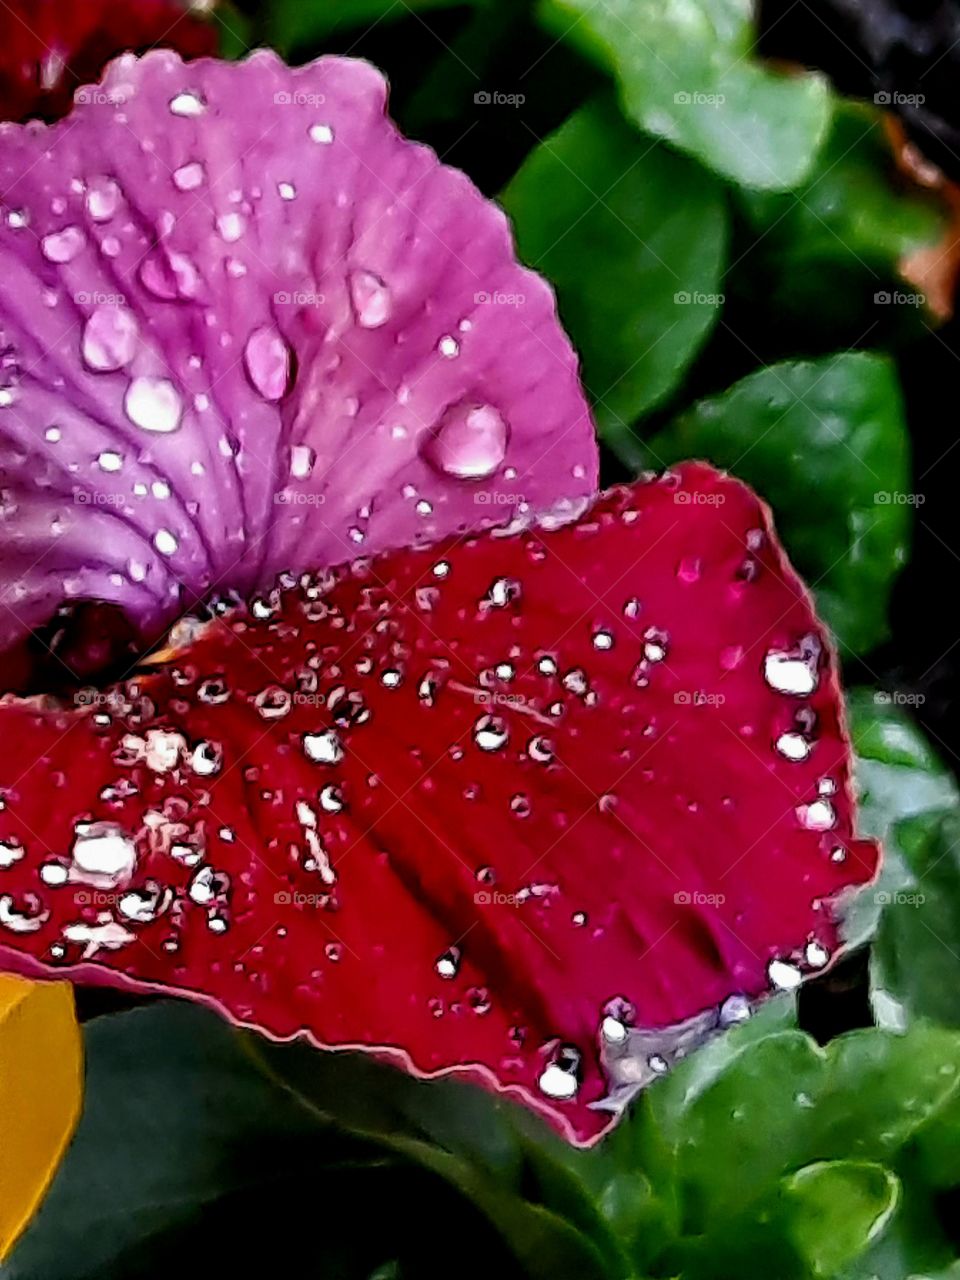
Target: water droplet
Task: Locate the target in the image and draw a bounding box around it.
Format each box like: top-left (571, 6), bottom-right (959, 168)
top-left (349, 270), bottom-right (391, 328)
top-left (255, 685), bottom-right (292, 719)
top-left (125, 377), bottom-right (183, 433)
top-left (309, 123), bottom-right (334, 144)
top-left (643, 628), bottom-right (669, 663)
top-left (805, 940), bottom-right (829, 968)
top-left (797, 799), bottom-right (836, 831)
top-left (593, 629), bottom-right (614, 651)
top-left (538, 1045), bottom-right (581, 1100)
top-left (438, 334), bottom-right (460, 359)
top-left (0, 894), bottom-right (49, 933)
top-left (764, 638), bottom-right (820, 696)
top-left (154, 529), bottom-right (178, 557)
top-left (423, 402), bottom-right (508, 480)
top-left (304, 730), bottom-right (343, 765)
top-left (0, 839), bottom-right (24, 868)
top-left (169, 91), bottom-right (206, 117)
top-left (436, 947), bottom-right (461, 979)
top-left (775, 732), bottom-right (811, 762)
top-left (42, 226), bottom-right (85, 263)
top-left (86, 176), bottom-right (121, 221)
top-left (217, 211), bottom-right (245, 243)
top-left (719, 994), bottom-right (751, 1026)
top-left (528, 735), bottom-right (554, 764)
top-left (198, 678), bottom-right (230, 706)
top-left (484, 577), bottom-right (521, 609)
top-left (474, 715), bottom-right (509, 752)
top-left (277, 181), bottom-right (297, 201)
top-left (768, 959), bottom-right (802, 990)
top-left (118, 881), bottom-right (171, 923)
top-left (71, 822), bottom-right (136, 881)
top-left (319, 783), bottom-right (344, 813)
top-left (188, 864), bottom-right (230, 906)
top-left (191, 740), bottom-right (222, 776)
top-left (244, 327), bottom-right (291, 402)
top-left (81, 305), bottom-right (138, 372)
top-left (173, 161), bottom-right (205, 191)
top-left (601, 1015), bottom-right (628, 1044)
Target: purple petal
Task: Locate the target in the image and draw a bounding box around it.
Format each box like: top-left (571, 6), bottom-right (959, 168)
top-left (0, 51), bottom-right (596, 658)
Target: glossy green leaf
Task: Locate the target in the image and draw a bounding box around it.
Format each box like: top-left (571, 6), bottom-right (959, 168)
top-left (736, 103), bottom-right (946, 336)
top-left (502, 96), bottom-right (727, 454)
top-left (246, 1034), bottom-right (630, 1280)
top-left (643, 352), bottom-right (911, 654)
top-left (568, 1018), bottom-right (960, 1280)
top-left (539, 0), bottom-right (831, 190)
top-left (841, 1184), bottom-right (959, 1280)
top-left (5, 1003), bottom-right (597, 1280)
top-left (780, 1161), bottom-right (900, 1278)
top-left (872, 812), bottom-right (960, 1031)
top-left (843, 688), bottom-right (959, 949)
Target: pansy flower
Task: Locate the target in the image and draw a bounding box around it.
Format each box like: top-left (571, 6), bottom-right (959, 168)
top-left (0, 51), bottom-right (877, 1144)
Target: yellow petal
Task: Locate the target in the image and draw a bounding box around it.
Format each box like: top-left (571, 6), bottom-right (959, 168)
top-left (0, 976), bottom-right (82, 1259)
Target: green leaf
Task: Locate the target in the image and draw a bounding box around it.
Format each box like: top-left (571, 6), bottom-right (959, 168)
top-left (209, 2), bottom-right (254, 59)
top-left (4, 1003), bottom-right (593, 1280)
top-left (844, 688), bottom-right (959, 949)
top-left (574, 1021), bottom-right (960, 1277)
top-left (538, 0), bottom-right (831, 190)
top-left (735, 103), bottom-right (946, 336)
top-left (501, 96), bottom-right (727, 454)
top-left (840, 1179), bottom-right (958, 1280)
top-left (872, 812), bottom-right (960, 1031)
top-left (267, 0), bottom-right (469, 53)
top-left (780, 1161), bottom-right (900, 1278)
top-left (643, 352), bottom-right (911, 654)
top-left (245, 1035), bottom-right (631, 1280)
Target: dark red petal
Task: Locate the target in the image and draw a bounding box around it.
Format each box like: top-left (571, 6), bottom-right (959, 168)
top-left (0, 0), bottom-right (216, 123)
top-left (0, 463), bottom-right (877, 1142)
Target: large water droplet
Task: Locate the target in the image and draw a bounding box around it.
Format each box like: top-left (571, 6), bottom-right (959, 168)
top-left (173, 161), bottom-right (206, 191)
top-left (86, 177), bottom-right (121, 221)
top-left (349, 270), bottom-right (391, 329)
top-left (538, 1045), bottom-right (581, 1100)
top-left (169, 91), bottom-right (206, 117)
top-left (304, 730), bottom-right (343, 765)
top-left (71, 821), bottom-right (136, 882)
top-left (474, 715), bottom-right (509, 752)
top-left (82, 305), bottom-right (138, 372)
top-left (424, 401), bottom-right (508, 480)
top-left (42, 226), bottom-right (85, 263)
top-left (764, 636), bottom-right (820, 696)
top-left (775, 732), bottom-right (811, 762)
top-left (125, 377), bottom-right (183, 433)
top-left (436, 947), bottom-right (461, 979)
top-left (244, 327), bottom-right (291, 402)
